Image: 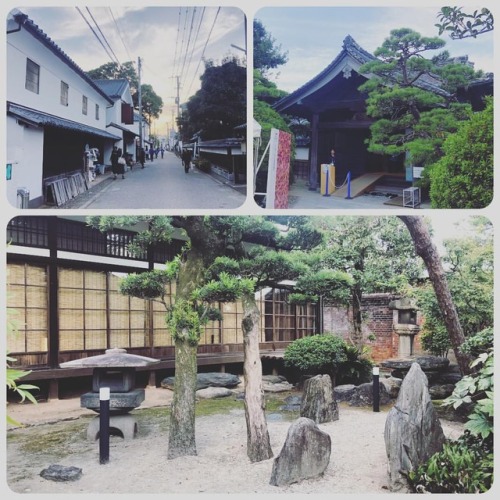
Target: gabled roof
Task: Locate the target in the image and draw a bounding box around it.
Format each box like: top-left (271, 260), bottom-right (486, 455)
top-left (7, 102), bottom-right (121, 140)
top-left (93, 79), bottom-right (131, 100)
top-left (7, 10), bottom-right (113, 105)
top-left (273, 35), bottom-right (449, 116)
top-left (273, 35), bottom-right (376, 114)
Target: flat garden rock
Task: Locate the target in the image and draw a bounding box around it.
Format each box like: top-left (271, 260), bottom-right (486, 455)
top-left (40, 464), bottom-right (82, 482)
top-left (161, 372), bottom-right (241, 390)
top-left (196, 387), bottom-right (233, 399)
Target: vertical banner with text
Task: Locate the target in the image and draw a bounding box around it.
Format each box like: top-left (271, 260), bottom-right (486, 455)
top-left (266, 128), bottom-right (291, 209)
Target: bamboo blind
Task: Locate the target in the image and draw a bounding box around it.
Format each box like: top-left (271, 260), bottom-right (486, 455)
top-left (7, 263), bottom-right (48, 353)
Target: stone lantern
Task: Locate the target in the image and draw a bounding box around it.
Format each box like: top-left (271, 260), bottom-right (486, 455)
top-left (60, 348), bottom-right (159, 440)
top-left (388, 298), bottom-right (421, 357)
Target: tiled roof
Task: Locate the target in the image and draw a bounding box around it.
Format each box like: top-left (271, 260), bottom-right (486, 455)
top-left (273, 35), bottom-right (449, 113)
top-left (93, 79), bottom-right (130, 99)
top-left (8, 10), bottom-right (113, 104)
top-left (7, 102), bottom-right (121, 140)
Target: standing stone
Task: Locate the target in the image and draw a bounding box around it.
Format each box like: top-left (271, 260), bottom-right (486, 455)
top-left (270, 417), bottom-right (331, 486)
top-left (300, 374), bottom-right (339, 423)
top-left (385, 362), bottom-right (446, 492)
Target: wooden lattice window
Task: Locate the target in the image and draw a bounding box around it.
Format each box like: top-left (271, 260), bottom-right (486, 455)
top-left (7, 263), bottom-right (48, 354)
top-left (25, 58), bottom-right (40, 94)
top-left (261, 288), bottom-right (316, 342)
top-left (60, 81), bottom-right (69, 106)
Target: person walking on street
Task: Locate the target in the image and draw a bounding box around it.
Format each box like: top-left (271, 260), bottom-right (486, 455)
top-left (160, 147), bottom-right (164, 159)
top-left (181, 148), bottom-right (192, 173)
top-left (149, 147), bottom-right (155, 162)
top-left (110, 146), bottom-right (120, 179)
top-left (139, 147), bottom-right (146, 169)
top-left (116, 148), bottom-right (126, 179)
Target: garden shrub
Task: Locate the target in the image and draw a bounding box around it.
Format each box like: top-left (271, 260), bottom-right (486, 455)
top-left (460, 327), bottom-right (493, 358)
top-left (408, 433), bottom-right (493, 493)
top-left (336, 344), bottom-right (374, 385)
top-left (284, 334), bottom-right (373, 385)
top-left (408, 349), bottom-right (494, 493)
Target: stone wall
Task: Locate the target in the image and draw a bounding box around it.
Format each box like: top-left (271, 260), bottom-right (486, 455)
top-left (323, 293), bottom-right (423, 364)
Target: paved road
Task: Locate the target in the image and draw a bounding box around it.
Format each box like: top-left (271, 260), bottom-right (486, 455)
top-left (62, 151), bottom-right (246, 210)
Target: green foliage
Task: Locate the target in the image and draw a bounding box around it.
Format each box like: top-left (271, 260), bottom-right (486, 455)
top-left (436, 7), bottom-right (494, 39)
top-left (408, 435), bottom-right (493, 493)
top-left (336, 344), bottom-right (374, 385)
top-left (253, 98), bottom-right (293, 160)
top-left (119, 267), bottom-right (177, 301)
top-left (6, 306), bottom-right (38, 426)
top-left (195, 272), bottom-right (255, 303)
top-left (443, 350), bottom-right (493, 440)
top-left (253, 19), bottom-right (288, 73)
top-left (284, 334), bottom-right (348, 377)
top-left (460, 327), bottom-right (493, 358)
top-left (140, 83), bottom-right (163, 123)
top-left (411, 217), bottom-right (493, 352)
top-left (359, 27), bottom-right (479, 167)
top-left (428, 97), bottom-right (493, 208)
top-left (295, 269), bottom-right (353, 304)
top-left (167, 300), bottom-right (202, 346)
top-left (254, 69), bottom-right (288, 102)
top-left (181, 57), bottom-right (246, 141)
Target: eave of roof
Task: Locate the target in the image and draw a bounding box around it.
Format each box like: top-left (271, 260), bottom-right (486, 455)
top-left (7, 102), bottom-right (122, 140)
top-left (9, 11), bottom-right (114, 105)
top-left (107, 122), bottom-right (139, 136)
top-left (198, 138), bottom-right (243, 148)
top-left (273, 34), bottom-right (450, 114)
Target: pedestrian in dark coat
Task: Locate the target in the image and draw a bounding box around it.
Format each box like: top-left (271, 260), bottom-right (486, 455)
top-left (110, 146), bottom-right (120, 179)
top-left (149, 147), bottom-right (154, 162)
top-left (139, 147), bottom-right (146, 168)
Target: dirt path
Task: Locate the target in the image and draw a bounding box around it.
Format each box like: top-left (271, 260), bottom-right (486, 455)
top-left (6, 387), bottom-right (464, 495)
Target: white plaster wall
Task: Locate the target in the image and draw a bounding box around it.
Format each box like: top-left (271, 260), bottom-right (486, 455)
top-left (7, 28), bottom-right (110, 129)
top-left (295, 147), bottom-right (310, 160)
top-left (6, 116), bottom-right (44, 207)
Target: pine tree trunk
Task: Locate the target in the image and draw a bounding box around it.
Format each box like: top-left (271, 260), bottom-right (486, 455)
top-left (241, 292), bottom-right (273, 462)
top-left (167, 333), bottom-right (198, 459)
top-left (399, 216), bottom-right (472, 374)
top-left (167, 234), bottom-right (208, 459)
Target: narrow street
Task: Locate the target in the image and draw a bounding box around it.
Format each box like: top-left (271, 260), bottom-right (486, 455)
top-left (52, 151), bottom-right (246, 210)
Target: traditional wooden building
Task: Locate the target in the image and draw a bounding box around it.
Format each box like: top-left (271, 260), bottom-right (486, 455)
top-left (273, 35), bottom-right (493, 194)
top-left (6, 216), bottom-right (318, 399)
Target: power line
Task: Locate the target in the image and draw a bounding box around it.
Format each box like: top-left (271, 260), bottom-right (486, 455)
top-left (75, 6), bottom-right (118, 65)
top-left (85, 7), bottom-right (122, 67)
top-left (108, 7), bottom-right (132, 62)
top-left (185, 7), bottom-right (221, 99)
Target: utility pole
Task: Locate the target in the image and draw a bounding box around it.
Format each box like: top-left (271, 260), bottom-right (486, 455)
top-left (138, 56), bottom-right (143, 151)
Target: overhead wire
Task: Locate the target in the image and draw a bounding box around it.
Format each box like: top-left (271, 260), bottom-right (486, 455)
top-left (108, 7), bottom-right (133, 62)
top-left (184, 6), bottom-right (221, 100)
top-left (85, 7), bottom-right (122, 68)
top-left (75, 6), bottom-right (119, 66)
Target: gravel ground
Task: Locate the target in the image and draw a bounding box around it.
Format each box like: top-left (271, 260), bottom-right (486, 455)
top-left (6, 386), bottom-right (464, 496)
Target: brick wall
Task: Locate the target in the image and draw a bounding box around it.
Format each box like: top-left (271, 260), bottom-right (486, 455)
top-left (323, 293), bottom-right (421, 364)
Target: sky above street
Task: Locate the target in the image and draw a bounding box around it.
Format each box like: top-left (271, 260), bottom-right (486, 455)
top-left (255, 5), bottom-right (494, 92)
top-left (12, 5), bottom-right (246, 135)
